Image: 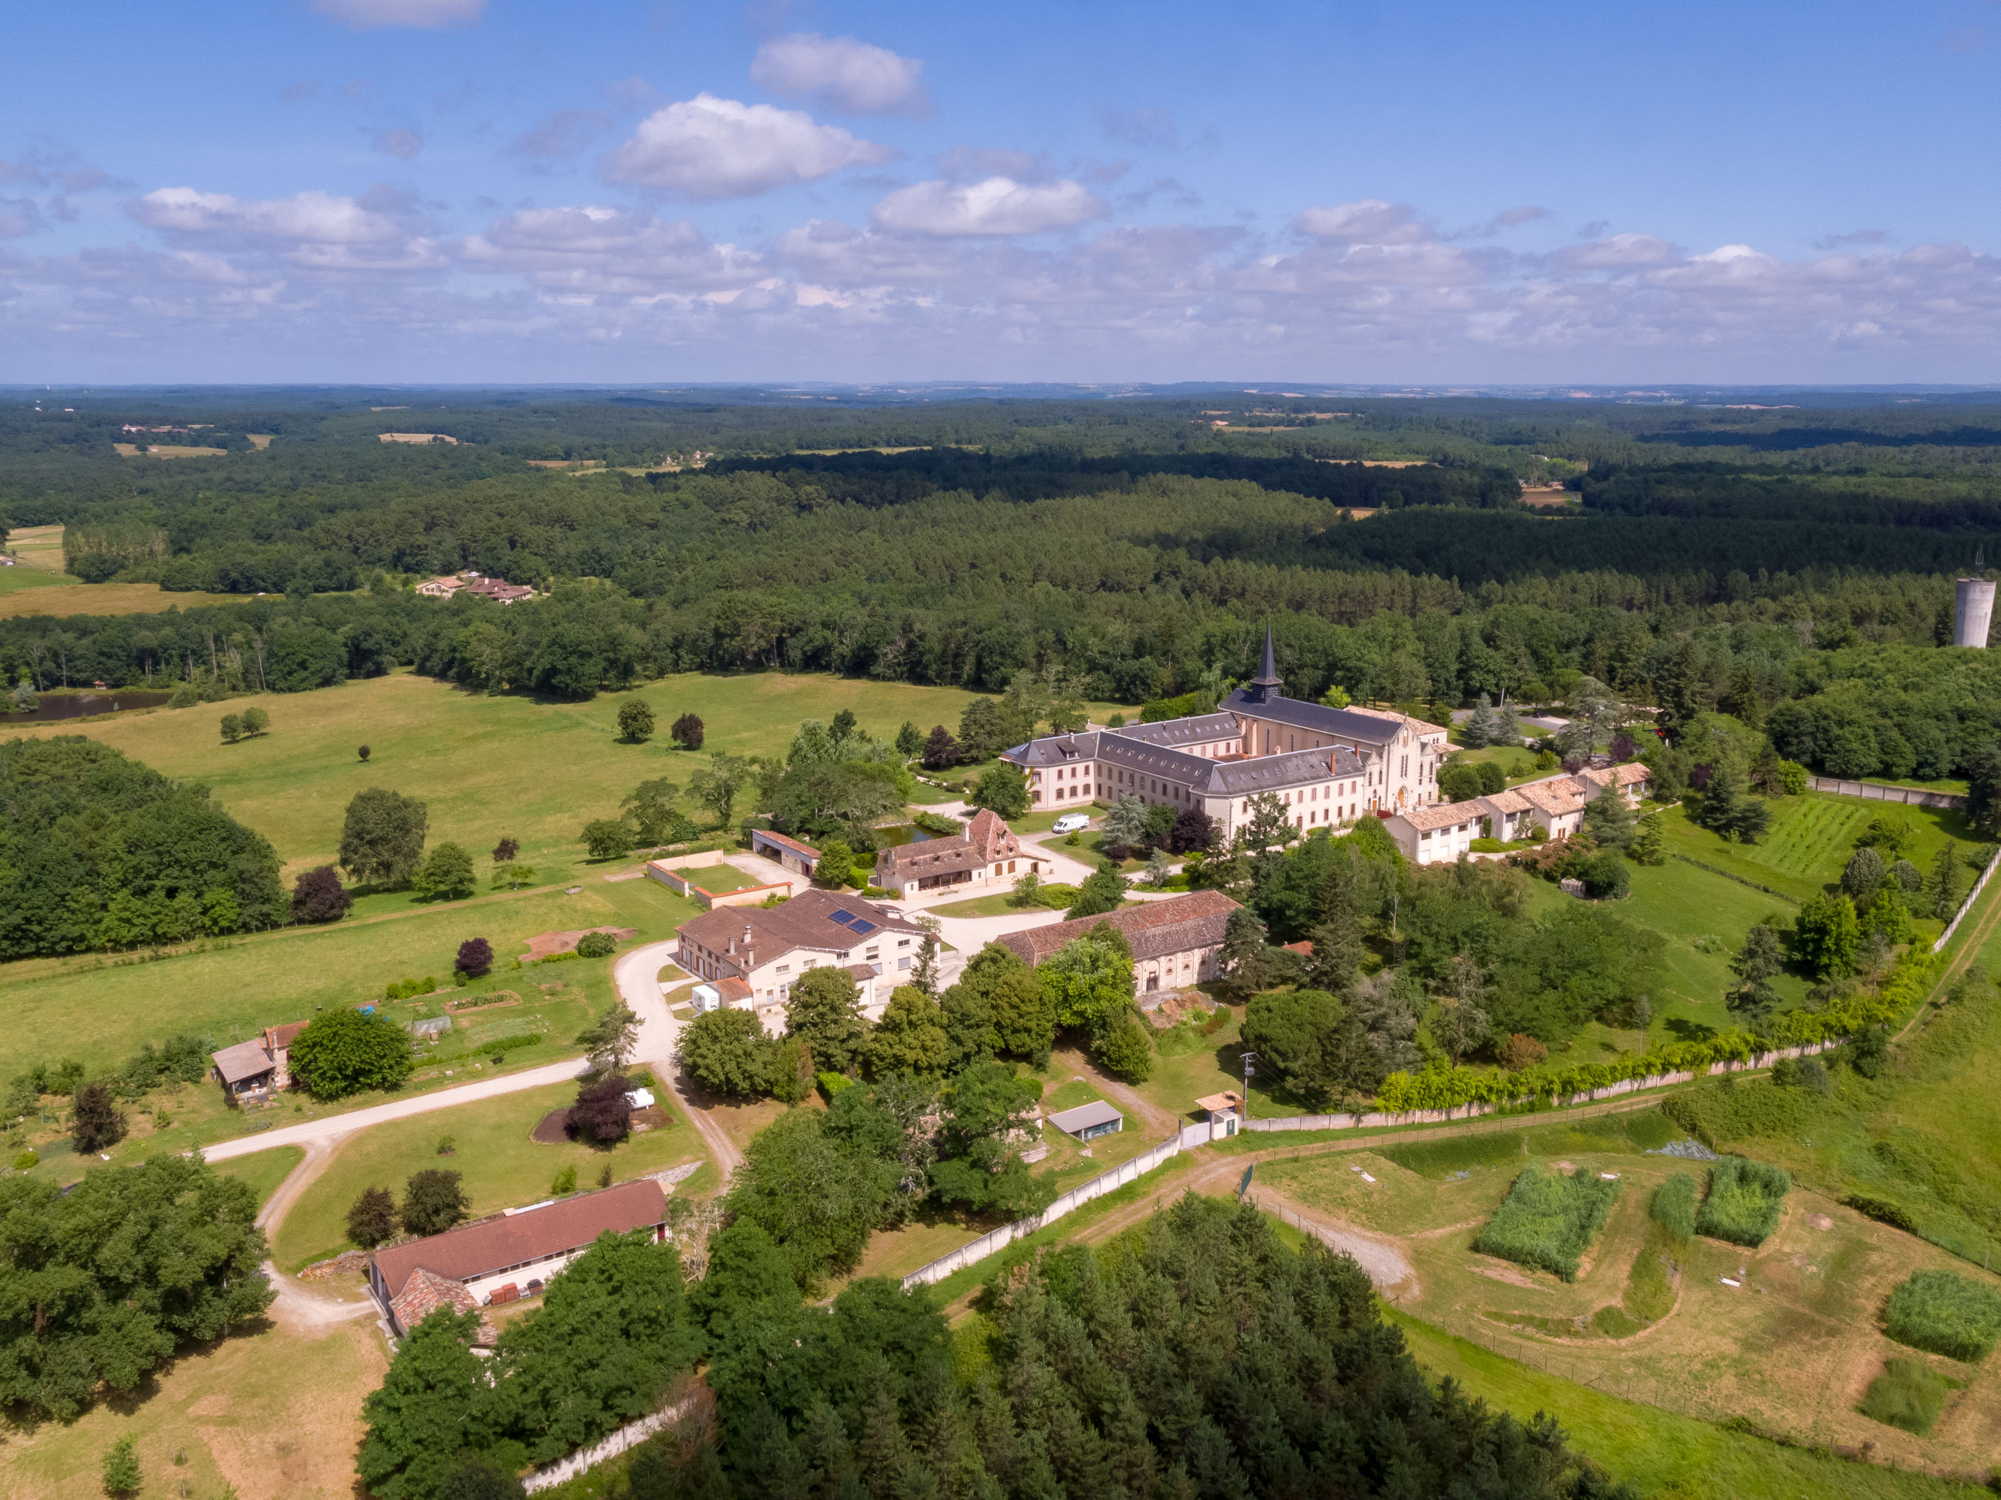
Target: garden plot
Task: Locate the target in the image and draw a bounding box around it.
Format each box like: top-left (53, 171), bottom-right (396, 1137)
top-left (1474, 1165), bottom-right (1623, 1281)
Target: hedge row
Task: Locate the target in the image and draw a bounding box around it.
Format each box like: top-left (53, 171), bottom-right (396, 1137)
top-left (1374, 951), bottom-right (1937, 1116)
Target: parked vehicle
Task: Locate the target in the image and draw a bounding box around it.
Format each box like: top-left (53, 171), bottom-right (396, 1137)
top-left (1051, 812), bottom-right (1092, 833)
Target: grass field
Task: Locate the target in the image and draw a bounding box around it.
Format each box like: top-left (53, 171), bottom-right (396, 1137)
top-left (0, 1318), bottom-right (387, 1500)
top-left (2, 524), bottom-right (243, 616)
top-left (1660, 796), bottom-right (1978, 906)
top-left (0, 668), bottom-right (1112, 883)
top-left (209, 1144), bottom-right (306, 1207)
top-left (0, 875), bottom-right (689, 1079)
top-left (675, 863), bottom-right (760, 894)
top-left (270, 1069), bottom-right (698, 1270)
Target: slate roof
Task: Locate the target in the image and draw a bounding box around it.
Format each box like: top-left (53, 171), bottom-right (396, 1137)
top-left (1017, 730), bottom-right (1365, 798)
top-left (1047, 1100), bottom-right (1124, 1135)
top-left (1110, 713), bottom-right (1240, 748)
top-left (371, 1180), bottom-right (667, 1303)
top-left (677, 888), bottom-right (922, 973)
top-left (1218, 690), bottom-right (1406, 743)
top-left (995, 890), bottom-right (1241, 967)
top-left (1003, 731), bottom-right (1102, 768)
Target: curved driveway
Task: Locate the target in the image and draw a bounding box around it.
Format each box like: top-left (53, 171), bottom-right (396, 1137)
top-left (612, 939), bottom-right (744, 1182)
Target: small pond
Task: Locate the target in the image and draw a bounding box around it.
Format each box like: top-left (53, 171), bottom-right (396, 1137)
top-left (0, 689), bottom-right (172, 723)
top-left (870, 824), bottom-right (938, 850)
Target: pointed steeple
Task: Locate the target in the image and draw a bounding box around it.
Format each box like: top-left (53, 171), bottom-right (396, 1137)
top-left (1247, 623), bottom-right (1281, 702)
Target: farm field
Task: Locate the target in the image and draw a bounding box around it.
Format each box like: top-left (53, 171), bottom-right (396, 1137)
top-left (0, 668), bottom-right (1125, 883)
top-left (0, 875), bottom-right (692, 1080)
top-left (270, 1067), bottom-right (699, 1271)
top-left (1, 523), bottom-right (243, 615)
top-left (1256, 1112), bottom-right (2001, 1481)
top-left (0, 1316), bottom-right (386, 1500)
top-left (208, 1144), bottom-right (306, 1207)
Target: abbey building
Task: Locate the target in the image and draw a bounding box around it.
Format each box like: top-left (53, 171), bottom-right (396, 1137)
top-left (1002, 629), bottom-right (1450, 842)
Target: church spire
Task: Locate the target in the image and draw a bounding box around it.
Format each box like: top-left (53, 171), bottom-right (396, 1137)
top-left (1248, 623), bottom-right (1281, 701)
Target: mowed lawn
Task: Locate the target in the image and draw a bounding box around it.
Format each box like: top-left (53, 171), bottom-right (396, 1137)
top-left (1658, 795), bottom-right (1979, 906)
top-left (271, 1071), bottom-right (699, 1270)
top-left (0, 877), bottom-right (696, 1077)
top-left (0, 669), bottom-right (1046, 882)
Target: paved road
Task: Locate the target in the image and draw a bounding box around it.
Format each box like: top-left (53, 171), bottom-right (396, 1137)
top-left (612, 938), bottom-right (745, 1182)
top-left (202, 1055), bottom-right (591, 1162)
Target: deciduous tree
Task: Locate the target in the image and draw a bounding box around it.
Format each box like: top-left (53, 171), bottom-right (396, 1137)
top-left (580, 818), bottom-right (633, 860)
top-left (680, 1008), bottom-right (776, 1099)
top-left (670, 713), bottom-right (705, 751)
top-left (785, 967), bottom-right (870, 1077)
top-left (70, 1081), bottom-right (125, 1153)
top-left (401, 1169), bottom-right (468, 1236)
top-left (617, 698), bottom-right (655, 743)
top-left (966, 763), bottom-right (1029, 820)
top-left (357, 1309), bottom-right (497, 1500)
top-left (869, 985), bottom-right (951, 1078)
top-left (412, 841), bottom-right (476, 901)
top-left (291, 864), bottom-right (352, 924)
top-left (1065, 865), bottom-right (1127, 919)
top-left (289, 1007), bottom-right (413, 1099)
top-left (572, 1073), bottom-right (634, 1145)
top-left (347, 1186), bottom-right (399, 1248)
top-left (455, 936), bottom-right (493, 978)
top-left (340, 787), bottom-right (429, 887)
top-left (920, 725), bottom-right (959, 770)
top-left (688, 753), bottom-right (753, 826)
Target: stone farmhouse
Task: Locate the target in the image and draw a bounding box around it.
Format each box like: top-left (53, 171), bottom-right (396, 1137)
top-left (368, 1179), bottom-right (668, 1338)
top-left (873, 810), bottom-right (1051, 900)
top-left (1383, 761), bottom-right (1653, 865)
top-left (676, 888), bottom-right (927, 1031)
top-left (995, 889), bottom-right (1241, 995)
top-left (1003, 629), bottom-right (1449, 842)
top-left (415, 570), bottom-right (537, 603)
top-left (208, 1021), bottom-right (306, 1105)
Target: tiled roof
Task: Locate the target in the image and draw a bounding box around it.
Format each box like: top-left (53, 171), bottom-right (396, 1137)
top-left (1347, 706), bottom-right (1450, 737)
top-left (751, 828), bottom-right (821, 859)
top-left (995, 890), bottom-right (1240, 967)
top-left (1391, 798), bottom-right (1486, 831)
top-left (1517, 777), bottom-right (1587, 815)
top-left (371, 1180), bottom-right (667, 1302)
top-left (677, 888), bottom-right (922, 972)
top-left (876, 812), bottom-right (1023, 888)
top-left (387, 1267), bottom-right (496, 1344)
top-left (1201, 746), bottom-right (1366, 795)
top-left (1480, 788), bottom-right (1532, 814)
top-left (1003, 731), bottom-right (1101, 768)
top-left (210, 1038), bottom-right (275, 1085)
top-left (264, 1021), bottom-right (307, 1051)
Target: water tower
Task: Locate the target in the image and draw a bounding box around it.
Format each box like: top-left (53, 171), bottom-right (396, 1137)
top-left (1954, 578), bottom-right (1996, 648)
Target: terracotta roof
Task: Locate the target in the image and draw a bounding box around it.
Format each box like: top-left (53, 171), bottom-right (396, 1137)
top-left (371, 1180), bottom-right (666, 1302)
top-left (1480, 788), bottom-right (1532, 814)
top-left (1346, 705), bottom-right (1450, 737)
top-left (1194, 1091), bottom-right (1243, 1114)
top-left (877, 812), bottom-right (1024, 888)
top-left (1391, 798), bottom-right (1486, 832)
top-left (714, 977), bottom-right (753, 1003)
top-left (995, 890), bottom-right (1240, 967)
top-left (387, 1267), bottom-right (496, 1344)
top-left (677, 888), bottom-right (922, 973)
top-left (751, 828), bottom-right (821, 859)
top-left (210, 1038), bottom-right (276, 1085)
top-left (264, 1021), bottom-right (307, 1051)
top-left (1517, 776), bottom-right (1587, 815)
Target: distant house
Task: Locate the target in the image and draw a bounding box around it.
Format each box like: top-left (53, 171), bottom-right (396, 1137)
top-left (675, 889), bottom-right (928, 1030)
top-left (415, 574), bottom-right (465, 598)
top-left (368, 1179), bottom-right (669, 1337)
top-left (994, 889), bottom-right (1241, 996)
top-left (872, 810), bottom-right (1049, 900)
top-left (1047, 1099), bottom-right (1123, 1142)
top-left (416, 571), bottom-right (537, 604)
top-left (208, 1021), bottom-right (307, 1105)
top-left (1485, 762), bottom-right (1652, 843)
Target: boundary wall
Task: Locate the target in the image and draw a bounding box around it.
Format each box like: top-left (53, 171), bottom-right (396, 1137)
top-left (1936, 845), bottom-right (2001, 953)
top-left (1808, 776), bottom-right (1965, 810)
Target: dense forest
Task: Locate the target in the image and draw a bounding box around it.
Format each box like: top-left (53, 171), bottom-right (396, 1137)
top-left (4, 390), bottom-right (2001, 782)
top-left (359, 1195), bottom-right (1632, 1500)
top-left (0, 737), bottom-right (286, 957)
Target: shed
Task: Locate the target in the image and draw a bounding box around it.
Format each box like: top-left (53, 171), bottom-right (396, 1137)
top-left (1194, 1090), bottom-right (1244, 1141)
top-left (1047, 1099), bottom-right (1124, 1142)
top-left (409, 1015), bottom-right (452, 1041)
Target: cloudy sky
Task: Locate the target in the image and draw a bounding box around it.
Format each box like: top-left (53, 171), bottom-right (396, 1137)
top-left (5, 0), bottom-right (1999, 384)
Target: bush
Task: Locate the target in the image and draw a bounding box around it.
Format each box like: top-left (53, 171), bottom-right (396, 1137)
top-left (1883, 1270), bottom-right (2001, 1362)
top-left (574, 930), bottom-right (617, 959)
top-left (911, 811), bottom-right (963, 837)
top-left (401, 1168), bottom-right (467, 1236)
top-left (483, 1034), bottom-right (538, 1062)
top-left (1858, 1357), bottom-right (1959, 1434)
top-left (1844, 1193), bottom-right (1920, 1233)
top-left (455, 937), bottom-right (494, 979)
top-left (1650, 1173), bottom-right (1698, 1239)
top-left (1472, 1166), bottom-right (1622, 1281)
top-left (12, 1149), bottom-right (37, 1171)
top-left (1695, 1156), bottom-right (1791, 1247)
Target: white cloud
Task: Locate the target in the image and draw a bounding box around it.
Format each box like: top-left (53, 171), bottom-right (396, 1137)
top-left (602, 94), bottom-right (889, 198)
top-left (1555, 233), bottom-right (1679, 269)
top-left (460, 204), bottom-right (765, 293)
top-left (750, 34), bottom-right (926, 115)
top-left (130, 187), bottom-right (405, 244)
top-left (872, 177), bottom-right (1103, 237)
top-left (310, 0), bottom-right (484, 28)
top-left (1294, 199), bottom-right (1428, 244)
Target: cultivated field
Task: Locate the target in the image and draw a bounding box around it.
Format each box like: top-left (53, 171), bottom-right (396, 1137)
top-left (112, 443), bottom-right (228, 458)
top-left (0, 524), bottom-right (246, 616)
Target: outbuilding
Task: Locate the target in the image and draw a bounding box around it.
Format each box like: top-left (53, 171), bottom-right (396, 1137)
top-left (1047, 1099), bottom-right (1124, 1142)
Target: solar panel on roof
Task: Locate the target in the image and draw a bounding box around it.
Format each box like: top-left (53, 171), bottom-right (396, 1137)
top-left (846, 918), bottom-right (878, 935)
top-left (828, 907), bottom-right (857, 923)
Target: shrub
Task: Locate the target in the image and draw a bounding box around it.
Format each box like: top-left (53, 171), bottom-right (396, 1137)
top-left (401, 1168), bottom-right (467, 1236)
top-left (1472, 1166), bottom-right (1621, 1281)
top-left (1649, 1174), bottom-right (1698, 1239)
top-left (574, 930), bottom-right (617, 959)
top-left (551, 1164), bottom-right (577, 1196)
top-left (1858, 1357), bottom-right (1959, 1434)
top-left (346, 1185), bottom-right (398, 1248)
top-left (455, 937), bottom-right (494, 979)
top-left (483, 1033), bottom-right (538, 1062)
top-left (1498, 1033), bottom-right (1548, 1071)
top-left (12, 1149), bottom-right (37, 1171)
top-left (1695, 1156), bottom-right (1792, 1247)
top-left (1883, 1270), bottom-right (2001, 1362)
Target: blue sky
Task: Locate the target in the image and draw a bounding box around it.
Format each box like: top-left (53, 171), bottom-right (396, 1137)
top-left (5, 0), bottom-right (1999, 383)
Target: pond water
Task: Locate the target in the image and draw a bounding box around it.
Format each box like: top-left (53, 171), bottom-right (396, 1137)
top-left (870, 824), bottom-right (938, 849)
top-left (0, 689), bottom-right (172, 723)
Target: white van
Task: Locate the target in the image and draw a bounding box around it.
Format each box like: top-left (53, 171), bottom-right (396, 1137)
top-left (1051, 812), bottom-right (1092, 834)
